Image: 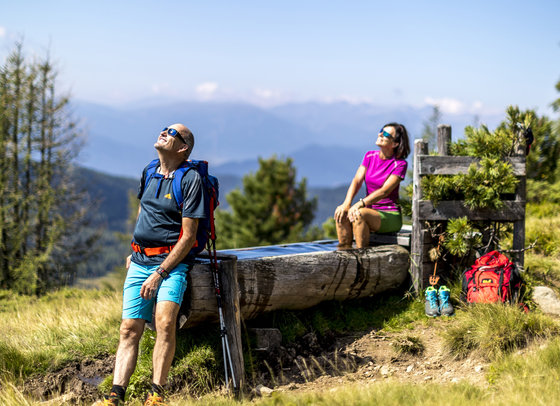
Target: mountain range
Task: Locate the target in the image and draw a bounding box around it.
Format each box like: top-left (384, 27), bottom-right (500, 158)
top-left (74, 100), bottom-right (503, 187)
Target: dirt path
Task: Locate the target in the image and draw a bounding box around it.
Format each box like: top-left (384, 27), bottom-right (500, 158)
top-left (22, 322), bottom-right (489, 403)
top-left (270, 322), bottom-right (489, 395)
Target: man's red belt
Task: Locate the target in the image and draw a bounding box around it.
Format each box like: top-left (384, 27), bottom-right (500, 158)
top-left (131, 242), bottom-right (175, 256)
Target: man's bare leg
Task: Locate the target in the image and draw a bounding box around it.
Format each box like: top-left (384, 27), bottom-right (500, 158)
top-left (113, 318), bottom-right (146, 386)
top-left (152, 300), bottom-right (180, 385)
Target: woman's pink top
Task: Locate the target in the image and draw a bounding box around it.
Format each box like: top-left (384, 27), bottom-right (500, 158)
top-left (361, 150), bottom-right (407, 211)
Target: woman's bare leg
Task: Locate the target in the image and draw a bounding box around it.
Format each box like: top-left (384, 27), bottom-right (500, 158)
top-left (352, 208), bottom-right (382, 248)
top-left (336, 216), bottom-right (354, 249)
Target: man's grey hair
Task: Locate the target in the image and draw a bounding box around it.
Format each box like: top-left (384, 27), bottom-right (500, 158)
top-left (182, 128), bottom-right (195, 159)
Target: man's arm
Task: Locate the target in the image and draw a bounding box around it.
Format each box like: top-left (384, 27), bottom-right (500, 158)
top-left (126, 205), bottom-right (144, 270)
top-left (140, 217), bottom-right (199, 300)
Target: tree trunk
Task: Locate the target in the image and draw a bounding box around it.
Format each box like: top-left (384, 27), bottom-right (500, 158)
top-left (180, 244), bottom-right (409, 328)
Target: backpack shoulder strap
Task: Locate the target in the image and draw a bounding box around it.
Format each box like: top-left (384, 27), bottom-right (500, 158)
top-left (139, 158), bottom-right (160, 198)
top-left (172, 160), bottom-right (204, 208)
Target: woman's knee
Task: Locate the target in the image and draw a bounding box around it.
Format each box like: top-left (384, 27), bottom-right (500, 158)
top-left (352, 211), bottom-right (368, 231)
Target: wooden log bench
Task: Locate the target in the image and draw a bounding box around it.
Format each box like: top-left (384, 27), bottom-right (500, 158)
top-left (180, 242), bottom-right (410, 328)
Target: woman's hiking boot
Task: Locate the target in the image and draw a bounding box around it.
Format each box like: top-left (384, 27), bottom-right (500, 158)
top-left (424, 286), bottom-right (440, 317)
top-left (438, 285), bottom-right (455, 316)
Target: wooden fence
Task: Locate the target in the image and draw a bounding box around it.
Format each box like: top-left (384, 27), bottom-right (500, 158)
top-left (410, 124), bottom-right (527, 291)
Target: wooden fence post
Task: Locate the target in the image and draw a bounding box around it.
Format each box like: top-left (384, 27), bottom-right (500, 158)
top-left (437, 124), bottom-right (451, 156)
top-left (412, 139), bottom-right (428, 293)
top-left (512, 133), bottom-right (527, 269)
top-left (219, 255), bottom-right (245, 391)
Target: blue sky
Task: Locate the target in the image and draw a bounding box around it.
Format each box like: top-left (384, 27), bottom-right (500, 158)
top-left (1, 0), bottom-right (559, 116)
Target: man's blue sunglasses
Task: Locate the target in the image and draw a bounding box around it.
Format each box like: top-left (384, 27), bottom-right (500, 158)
top-left (162, 127), bottom-right (187, 144)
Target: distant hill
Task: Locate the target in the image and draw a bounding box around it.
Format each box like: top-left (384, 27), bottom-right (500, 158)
top-left (75, 166), bottom-right (138, 232)
top-left (213, 144), bottom-right (366, 187)
top-left (76, 166), bottom-right (245, 233)
top-left (77, 163), bottom-right (356, 233)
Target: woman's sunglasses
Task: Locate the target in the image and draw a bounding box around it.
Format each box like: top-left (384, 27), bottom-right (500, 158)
top-left (162, 127), bottom-right (187, 144)
top-left (379, 129), bottom-right (393, 139)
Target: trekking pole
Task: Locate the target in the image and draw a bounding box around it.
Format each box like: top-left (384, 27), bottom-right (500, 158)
top-left (207, 198), bottom-right (238, 392)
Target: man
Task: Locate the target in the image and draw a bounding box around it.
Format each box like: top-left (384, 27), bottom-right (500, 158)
top-left (95, 124), bottom-right (205, 406)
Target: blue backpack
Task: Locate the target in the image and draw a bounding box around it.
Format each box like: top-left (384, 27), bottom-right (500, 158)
top-left (141, 158), bottom-right (219, 255)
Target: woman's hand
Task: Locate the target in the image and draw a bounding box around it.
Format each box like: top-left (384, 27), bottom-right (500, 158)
top-left (125, 255), bottom-right (131, 270)
top-left (348, 203), bottom-right (363, 223)
top-left (334, 204), bottom-right (350, 223)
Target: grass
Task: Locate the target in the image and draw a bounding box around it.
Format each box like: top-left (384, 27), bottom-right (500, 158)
top-left (0, 288), bottom-right (122, 380)
top-left (391, 335), bottom-right (424, 356)
top-left (442, 302), bottom-right (559, 360)
top-left (0, 284), bottom-right (559, 405)
top-left (525, 215), bottom-right (560, 257)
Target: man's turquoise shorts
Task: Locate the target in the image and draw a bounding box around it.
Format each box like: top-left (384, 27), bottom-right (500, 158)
top-left (122, 262), bottom-right (190, 322)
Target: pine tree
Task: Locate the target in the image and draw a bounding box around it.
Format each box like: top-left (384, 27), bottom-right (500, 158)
top-left (215, 156), bottom-right (317, 249)
top-left (552, 78), bottom-right (560, 113)
top-left (0, 43), bottom-right (98, 294)
top-left (421, 105), bottom-right (441, 153)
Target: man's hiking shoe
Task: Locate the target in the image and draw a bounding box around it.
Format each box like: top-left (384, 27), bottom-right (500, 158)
top-left (425, 286), bottom-right (440, 317)
top-left (144, 391), bottom-right (168, 406)
top-left (93, 393), bottom-right (123, 406)
top-left (438, 285), bottom-right (455, 316)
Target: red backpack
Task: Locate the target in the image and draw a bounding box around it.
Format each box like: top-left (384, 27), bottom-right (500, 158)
top-left (461, 251), bottom-right (522, 304)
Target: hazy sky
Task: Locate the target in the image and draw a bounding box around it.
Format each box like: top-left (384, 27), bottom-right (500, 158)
top-left (1, 0), bottom-right (559, 116)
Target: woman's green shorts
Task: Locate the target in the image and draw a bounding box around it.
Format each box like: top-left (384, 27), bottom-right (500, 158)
top-left (377, 210), bottom-right (402, 233)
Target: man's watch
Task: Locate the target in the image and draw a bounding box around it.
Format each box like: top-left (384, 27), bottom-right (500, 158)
top-left (155, 266), bottom-right (169, 279)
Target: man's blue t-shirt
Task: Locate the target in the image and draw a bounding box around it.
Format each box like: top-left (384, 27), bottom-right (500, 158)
top-left (132, 164), bottom-right (206, 266)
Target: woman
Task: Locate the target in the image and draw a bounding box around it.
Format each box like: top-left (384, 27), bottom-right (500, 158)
top-left (334, 122), bottom-right (410, 249)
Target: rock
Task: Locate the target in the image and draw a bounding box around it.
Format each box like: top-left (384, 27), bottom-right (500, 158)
top-left (380, 365), bottom-right (391, 376)
top-left (406, 365), bottom-right (414, 373)
top-left (255, 385), bottom-right (274, 397)
top-left (424, 376), bottom-right (433, 381)
top-left (474, 365), bottom-right (484, 373)
top-left (533, 286), bottom-right (560, 316)
top-left (451, 378), bottom-right (460, 383)
top-left (249, 328), bottom-right (283, 352)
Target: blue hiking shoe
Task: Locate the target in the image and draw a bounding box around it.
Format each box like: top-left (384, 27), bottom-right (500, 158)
top-left (425, 286), bottom-right (440, 317)
top-left (438, 285), bottom-right (455, 316)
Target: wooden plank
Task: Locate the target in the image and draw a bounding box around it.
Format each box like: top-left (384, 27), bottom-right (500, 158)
top-left (418, 200), bottom-right (525, 221)
top-left (418, 156), bottom-right (526, 176)
top-left (421, 263), bottom-right (435, 287)
top-left (369, 227), bottom-right (411, 247)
